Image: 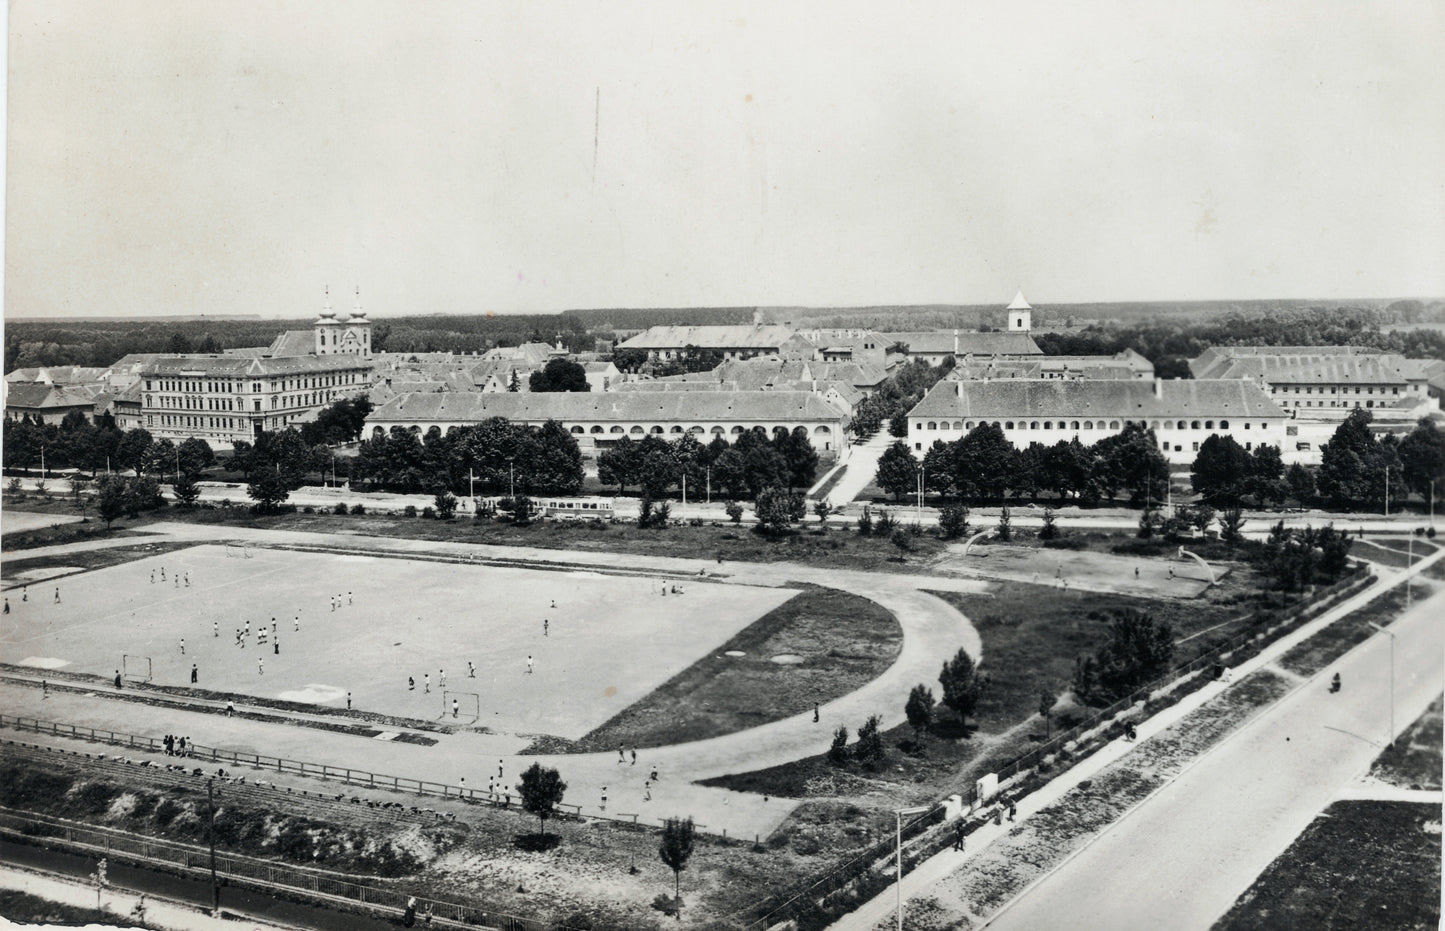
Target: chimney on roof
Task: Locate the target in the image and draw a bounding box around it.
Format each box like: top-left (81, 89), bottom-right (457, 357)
top-left (1153, 377), bottom-right (1163, 399)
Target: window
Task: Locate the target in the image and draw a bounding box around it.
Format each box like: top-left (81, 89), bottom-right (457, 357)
top-left (915, 443), bottom-right (922, 451)
top-left (1071, 421), bottom-right (1080, 430)
top-left (1191, 421), bottom-right (1201, 429)
top-left (1296, 442), bottom-right (1311, 451)
top-left (1205, 421), bottom-right (1214, 429)
top-left (1109, 421), bottom-right (1120, 429)
top-left (1192, 442), bottom-right (1200, 451)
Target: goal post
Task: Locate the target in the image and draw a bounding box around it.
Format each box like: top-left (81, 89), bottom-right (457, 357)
top-left (225, 543), bottom-right (254, 559)
top-left (442, 690), bottom-right (480, 724)
top-left (121, 654), bottom-right (153, 683)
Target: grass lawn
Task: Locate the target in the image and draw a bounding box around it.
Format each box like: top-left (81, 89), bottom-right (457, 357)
top-left (548, 585), bottom-right (901, 753)
top-left (2, 540), bottom-right (197, 578)
top-left (702, 579), bottom-right (1261, 801)
top-left (929, 581), bottom-right (1262, 734)
top-left (1355, 539), bottom-right (1438, 569)
top-left (1370, 696), bottom-right (1443, 791)
top-left (1214, 800), bottom-right (1441, 931)
top-left (1277, 586), bottom-right (1412, 677)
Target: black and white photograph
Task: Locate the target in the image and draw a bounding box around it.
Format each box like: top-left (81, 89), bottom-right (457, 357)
top-left (2, 2), bottom-right (1442, 929)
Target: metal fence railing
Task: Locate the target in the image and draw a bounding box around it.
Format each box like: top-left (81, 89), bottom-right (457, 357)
top-left (745, 564), bottom-right (1379, 927)
top-left (0, 806), bottom-right (545, 930)
top-left (0, 713), bottom-right (699, 837)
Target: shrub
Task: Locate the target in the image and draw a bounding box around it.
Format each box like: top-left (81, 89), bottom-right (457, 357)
top-left (403, 505), bottom-right (418, 518)
top-left (856, 510), bottom-right (874, 537)
top-left (828, 726), bottom-right (850, 765)
top-left (333, 502), bottom-right (348, 515)
top-left (421, 506), bottom-right (436, 519)
top-left (350, 503), bottom-right (366, 515)
top-left (301, 505), bottom-right (314, 514)
top-left (873, 510), bottom-right (896, 536)
top-left (938, 504), bottom-right (969, 540)
top-left (1042, 537), bottom-right (1089, 550)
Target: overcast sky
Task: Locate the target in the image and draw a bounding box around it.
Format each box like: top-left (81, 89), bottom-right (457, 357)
top-left (5, 1), bottom-right (1443, 319)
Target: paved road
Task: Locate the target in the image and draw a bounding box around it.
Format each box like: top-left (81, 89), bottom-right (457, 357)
top-left (825, 432), bottom-right (895, 505)
top-left (984, 588), bottom-right (1445, 931)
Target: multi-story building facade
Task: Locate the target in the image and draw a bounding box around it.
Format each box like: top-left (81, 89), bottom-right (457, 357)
top-left (137, 299), bottom-right (375, 445)
top-left (907, 377), bottom-right (1290, 464)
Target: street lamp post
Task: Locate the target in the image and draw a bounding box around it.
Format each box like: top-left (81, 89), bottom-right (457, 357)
top-left (207, 778), bottom-right (219, 914)
top-left (916, 467), bottom-right (925, 523)
top-left (1366, 621), bottom-right (1396, 748)
top-left (894, 805), bottom-right (931, 931)
top-left (508, 460), bottom-right (515, 501)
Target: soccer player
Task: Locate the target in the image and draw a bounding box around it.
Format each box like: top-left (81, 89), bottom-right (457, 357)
top-left (191, 664), bottom-right (198, 684)
top-left (258, 658), bottom-right (264, 675)
top-left (452, 698), bottom-right (459, 718)
top-left (424, 673), bottom-right (431, 693)
top-left (467, 661), bottom-right (475, 678)
top-left (526, 656), bottom-right (534, 675)
top-left (180, 638), bottom-right (185, 655)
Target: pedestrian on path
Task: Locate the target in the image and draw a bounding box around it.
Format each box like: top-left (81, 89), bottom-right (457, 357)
top-left (273, 639), bottom-right (279, 655)
top-left (600, 787), bottom-right (607, 812)
top-left (630, 748), bottom-right (637, 766)
top-left (21, 587), bottom-right (27, 602)
top-left (1008, 802), bottom-right (1017, 822)
top-left (813, 702), bottom-right (819, 723)
top-left (3, 598), bottom-right (8, 615)
top-left (226, 701), bottom-right (235, 716)
top-left (954, 821), bottom-right (965, 851)
top-left (618, 745), bottom-right (625, 763)
top-left (114, 670), bottom-right (122, 689)
top-left (42, 680), bottom-right (49, 699)
top-left (190, 664), bottom-right (198, 684)
top-left (185, 572), bottom-right (191, 587)
top-left (150, 571), bottom-right (155, 584)
top-left (346, 692), bottom-right (352, 710)
top-left (53, 587), bottom-right (60, 604)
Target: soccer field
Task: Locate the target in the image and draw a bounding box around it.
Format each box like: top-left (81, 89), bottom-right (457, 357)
top-left (0, 544), bottom-right (798, 739)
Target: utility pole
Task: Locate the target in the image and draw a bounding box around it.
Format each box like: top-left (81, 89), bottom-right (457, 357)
top-left (894, 806), bottom-right (930, 931)
top-left (706, 466), bottom-right (711, 504)
top-left (1366, 622), bottom-right (1397, 749)
top-left (468, 468), bottom-right (475, 499)
top-left (1383, 466), bottom-right (1389, 516)
top-left (207, 779), bottom-right (219, 915)
top-left (508, 461), bottom-right (515, 501)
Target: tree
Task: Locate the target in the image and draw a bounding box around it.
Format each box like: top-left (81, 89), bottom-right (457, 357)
top-left (116, 428), bottom-right (153, 474)
top-left (938, 504), bottom-right (970, 540)
top-left (875, 441), bottom-right (918, 503)
top-left (812, 499), bottom-right (834, 528)
top-left (1093, 423), bottom-right (1169, 505)
top-left (828, 726), bottom-right (850, 765)
top-left (1190, 435), bottom-right (1252, 506)
top-left (528, 358), bottom-right (590, 392)
top-left (855, 714), bottom-right (884, 763)
top-left (1247, 444), bottom-right (1287, 508)
top-left (905, 684), bottom-right (935, 740)
top-left (1317, 408), bottom-right (1401, 509)
top-left (1039, 691), bottom-right (1058, 740)
top-left (1399, 418), bottom-right (1445, 511)
top-left (996, 504), bottom-right (1012, 542)
top-left (753, 486), bottom-right (804, 534)
top-left (515, 762), bottom-right (567, 840)
top-left (247, 469), bottom-right (293, 512)
top-left (96, 475), bottom-right (127, 530)
top-left (724, 500), bottom-right (744, 524)
top-left (938, 648), bottom-right (987, 728)
top-left (773, 431), bottom-right (819, 490)
top-left (434, 491), bottom-right (458, 520)
top-left (658, 816), bottom-right (696, 915)
top-left (122, 476), bottom-right (163, 517)
top-left (598, 437), bottom-right (642, 493)
top-left (301, 394), bottom-right (374, 445)
top-left (172, 475), bottom-right (201, 508)
top-left (176, 437), bottom-right (215, 480)
top-left (1286, 463), bottom-right (1316, 509)
top-left (1072, 608), bottom-right (1175, 705)
top-left (951, 424), bottom-right (1020, 501)
top-left (887, 412), bottom-right (909, 438)
top-left (1039, 507), bottom-right (1059, 540)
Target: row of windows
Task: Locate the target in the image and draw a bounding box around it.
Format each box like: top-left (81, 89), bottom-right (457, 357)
top-left (147, 415), bottom-right (247, 431)
top-left (914, 418), bottom-right (1273, 432)
top-left (1290, 399), bottom-right (1379, 409)
top-left (145, 372), bottom-right (363, 393)
top-left (1272, 385), bottom-right (1400, 395)
top-left (377, 423), bottom-right (832, 439)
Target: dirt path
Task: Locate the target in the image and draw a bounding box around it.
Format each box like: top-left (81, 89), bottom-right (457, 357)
top-left (1, 521), bottom-right (987, 841)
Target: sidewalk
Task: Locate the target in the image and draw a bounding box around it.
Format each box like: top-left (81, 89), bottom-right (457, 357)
top-left (831, 547), bottom-right (1443, 930)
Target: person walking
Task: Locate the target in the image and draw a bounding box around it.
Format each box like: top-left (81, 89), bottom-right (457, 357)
top-left (294, 616), bottom-right (300, 632)
top-left (226, 701), bottom-right (235, 716)
top-left (114, 670), bottom-right (122, 689)
top-left (467, 661), bottom-right (475, 678)
top-left (3, 598), bottom-right (9, 615)
top-left (190, 664), bottom-right (198, 684)
top-left (53, 587), bottom-right (60, 604)
top-left (213, 621), bottom-right (218, 638)
top-left (543, 618), bottom-right (549, 636)
top-left (180, 637), bottom-right (185, 655)
top-left (618, 745), bottom-right (625, 763)
top-left (424, 673), bottom-right (430, 693)
top-left (346, 692), bottom-right (352, 710)
top-left (526, 655), bottom-right (534, 675)
top-left (451, 698), bottom-right (459, 718)
top-left (42, 680), bottom-right (49, 699)
top-left (630, 748), bottom-right (637, 766)
top-left (954, 821), bottom-right (966, 851)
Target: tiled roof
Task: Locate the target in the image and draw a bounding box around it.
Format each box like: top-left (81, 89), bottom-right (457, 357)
top-left (909, 378), bottom-right (1286, 420)
top-left (368, 390), bottom-right (845, 425)
top-left (264, 330), bottom-right (317, 357)
top-left (1190, 349), bottom-right (1426, 384)
top-left (139, 355), bottom-right (373, 377)
top-left (617, 325), bottom-right (813, 351)
top-left (886, 331), bottom-right (1042, 356)
top-left (4, 383), bottom-right (101, 410)
top-left (4, 366), bottom-right (110, 385)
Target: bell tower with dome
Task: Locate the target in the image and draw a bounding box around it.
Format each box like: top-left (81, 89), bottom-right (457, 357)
top-left (1006, 291), bottom-right (1032, 332)
top-left (314, 286), bottom-right (372, 357)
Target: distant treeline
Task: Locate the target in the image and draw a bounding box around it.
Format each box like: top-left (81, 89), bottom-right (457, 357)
top-left (7, 300), bottom-right (1442, 374)
top-left (1035, 306), bottom-right (1445, 377)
